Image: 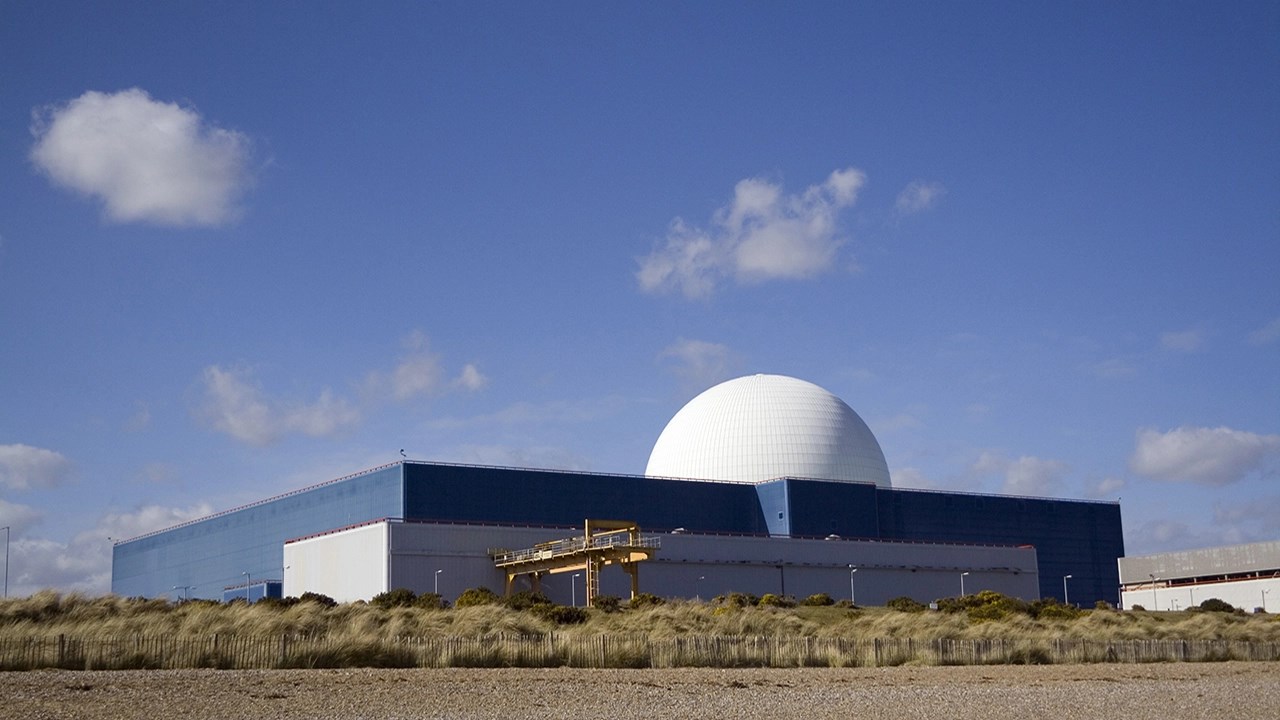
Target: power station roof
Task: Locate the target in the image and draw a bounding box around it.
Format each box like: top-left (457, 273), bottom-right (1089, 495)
top-left (644, 374), bottom-right (891, 487)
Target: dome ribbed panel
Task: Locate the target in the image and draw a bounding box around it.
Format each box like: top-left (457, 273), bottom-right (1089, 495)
top-left (644, 374), bottom-right (891, 487)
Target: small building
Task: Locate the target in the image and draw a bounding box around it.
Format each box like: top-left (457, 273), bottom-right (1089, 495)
top-left (1118, 539), bottom-right (1280, 612)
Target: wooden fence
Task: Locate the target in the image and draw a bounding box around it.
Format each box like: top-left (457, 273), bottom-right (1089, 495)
top-left (1, 634), bottom-right (1277, 671)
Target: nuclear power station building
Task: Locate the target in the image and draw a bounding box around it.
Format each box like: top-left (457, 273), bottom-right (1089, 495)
top-left (112, 375), bottom-right (1125, 606)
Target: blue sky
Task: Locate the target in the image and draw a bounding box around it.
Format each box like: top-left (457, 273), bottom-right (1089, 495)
top-left (1, 1), bottom-right (1277, 596)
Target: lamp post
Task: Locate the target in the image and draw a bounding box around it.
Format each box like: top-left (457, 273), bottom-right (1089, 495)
top-left (848, 565), bottom-right (858, 605)
top-left (960, 572), bottom-right (970, 597)
top-left (243, 572), bottom-right (252, 602)
top-left (1149, 574), bottom-right (1158, 611)
top-left (696, 576), bottom-right (705, 601)
top-left (1264, 589), bottom-right (1270, 613)
top-left (434, 569), bottom-right (443, 595)
top-left (2, 526), bottom-right (9, 598)
top-left (572, 573), bottom-right (581, 607)
top-left (1062, 574), bottom-right (1073, 606)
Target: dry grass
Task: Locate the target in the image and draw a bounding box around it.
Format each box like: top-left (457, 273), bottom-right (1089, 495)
top-left (2, 591), bottom-right (1278, 670)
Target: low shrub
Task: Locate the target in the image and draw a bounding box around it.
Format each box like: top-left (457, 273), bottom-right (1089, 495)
top-left (629, 593), bottom-right (665, 609)
top-left (758, 593), bottom-right (797, 608)
top-left (592, 595), bottom-right (622, 613)
top-left (1030, 597), bottom-right (1081, 620)
top-left (886, 596), bottom-right (927, 613)
top-left (532, 604), bottom-right (589, 625)
top-left (714, 592), bottom-right (759, 608)
top-left (454, 587), bottom-right (500, 608)
top-left (299, 592), bottom-right (337, 608)
top-left (413, 592), bottom-right (449, 610)
top-left (1198, 598), bottom-right (1235, 613)
top-left (371, 588), bottom-right (417, 609)
top-left (503, 591), bottom-right (552, 611)
top-left (801, 593), bottom-right (835, 607)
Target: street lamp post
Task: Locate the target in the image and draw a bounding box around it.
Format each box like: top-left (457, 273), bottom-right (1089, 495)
top-left (1263, 589), bottom-right (1270, 613)
top-left (848, 565), bottom-right (858, 605)
top-left (434, 569), bottom-right (443, 595)
top-left (571, 573), bottom-right (581, 607)
top-left (1149, 574), bottom-right (1158, 611)
top-left (696, 576), bottom-right (705, 601)
top-left (1062, 574), bottom-right (1073, 606)
top-left (960, 572), bottom-right (970, 597)
top-left (243, 572), bottom-right (252, 603)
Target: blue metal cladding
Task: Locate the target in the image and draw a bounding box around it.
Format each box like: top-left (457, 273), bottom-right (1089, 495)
top-left (111, 465), bottom-right (404, 600)
top-left (874, 488), bottom-right (1125, 605)
top-left (402, 463), bottom-right (769, 534)
top-left (222, 581), bottom-right (283, 603)
top-left (770, 479), bottom-right (880, 539)
top-left (112, 461), bottom-right (1124, 607)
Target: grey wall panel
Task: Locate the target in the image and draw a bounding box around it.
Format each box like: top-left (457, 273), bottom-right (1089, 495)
top-left (1118, 540), bottom-right (1280, 584)
top-left (378, 521), bottom-right (1039, 607)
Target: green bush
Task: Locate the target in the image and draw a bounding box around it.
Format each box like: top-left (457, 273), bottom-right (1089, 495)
top-left (413, 592), bottom-right (449, 610)
top-left (1029, 597), bottom-right (1081, 620)
top-left (758, 593), bottom-right (797, 608)
top-left (886, 596), bottom-right (927, 613)
top-left (503, 590), bottom-right (552, 611)
top-left (629, 593), bottom-right (665, 609)
top-left (1130, 604), bottom-right (1146, 611)
top-left (532, 604), bottom-right (589, 625)
top-left (370, 588), bottom-right (417, 609)
top-left (592, 595), bottom-right (622, 613)
top-left (299, 592), bottom-right (337, 608)
top-left (801, 593), bottom-right (835, 607)
top-left (1199, 598), bottom-right (1235, 613)
top-left (713, 592), bottom-right (759, 608)
top-left (454, 587), bottom-right (500, 608)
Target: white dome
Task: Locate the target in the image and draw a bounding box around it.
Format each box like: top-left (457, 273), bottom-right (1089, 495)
top-left (645, 374), bottom-right (890, 487)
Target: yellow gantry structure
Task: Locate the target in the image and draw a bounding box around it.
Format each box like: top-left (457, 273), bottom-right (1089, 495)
top-left (491, 520), bottom-right (660, 607)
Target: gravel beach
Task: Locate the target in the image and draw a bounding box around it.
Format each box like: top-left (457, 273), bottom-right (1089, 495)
top-left (4, 662), bottom-right (1278, 720)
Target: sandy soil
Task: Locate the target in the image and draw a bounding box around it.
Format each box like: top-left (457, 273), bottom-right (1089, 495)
top-left (3, 662), bottom-right (1278, 719)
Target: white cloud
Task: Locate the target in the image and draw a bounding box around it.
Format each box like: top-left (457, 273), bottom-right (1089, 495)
top-left (199, 365), bottom-right (360, 446)
top-left (972, 450), bottom-right (1069, 497)
top-left (1160, 328), bottom-right (1204, 352)
top-left (659, 338), bottom-right (737, 392)
top-left (365, 331), bottom-right (485, 401)
top-left (1129, 426), bottom-right (1280, 485)
top-left (1086, 476), bottom-right (1126, 498)
top-left (1213, 496), bottom-right (1280, 537)
top-left (5, 503), bottom-right (213, 596)
top-left (30, 88), bottom-right (251, 226)
top-left (890, 467), bottom-right (937, 489)
top-left (453, 364), bottom-right (488, 391)
top-left (389, 353), bottom-right (443, 401)
top-left (637, 168), bottom-right (866, 298)
top-left (893, 180), bottom-right (946, 216)
top-left (1248, 317), bottom-right (1280, 346)
top-left (0, 498), bottom-right (43, 535)
top-left (0, 444), bottom-right (74, 491)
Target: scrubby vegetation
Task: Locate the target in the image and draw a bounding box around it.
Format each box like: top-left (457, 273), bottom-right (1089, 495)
top-left (0, 589), bottom-right (1276, 670)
